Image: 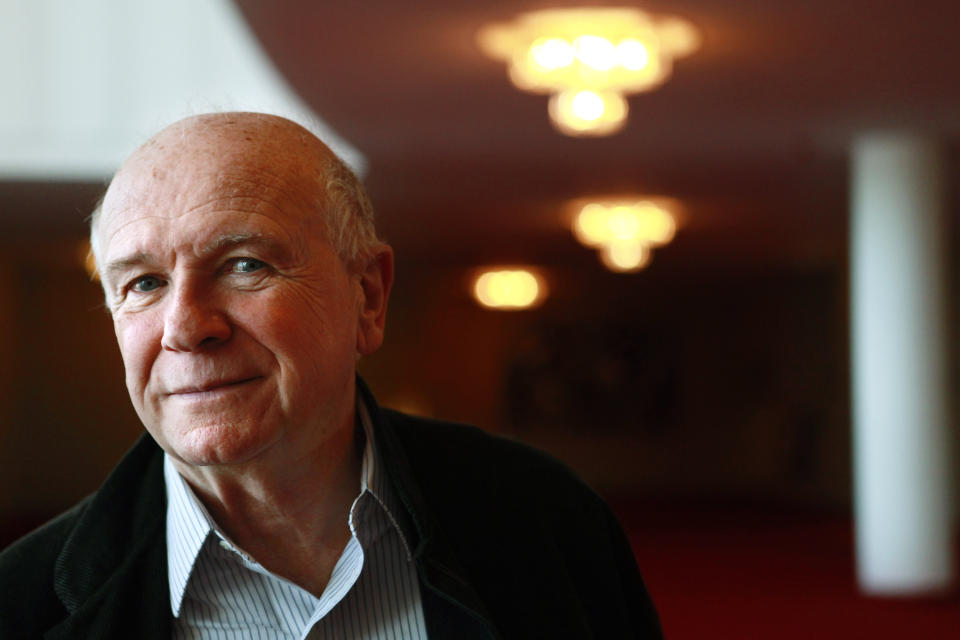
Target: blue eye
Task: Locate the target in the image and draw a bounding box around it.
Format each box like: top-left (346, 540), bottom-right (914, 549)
top-left (233, 258), bottom-right (266, 273)
top-left (131, 275), bottom-right (164, 292)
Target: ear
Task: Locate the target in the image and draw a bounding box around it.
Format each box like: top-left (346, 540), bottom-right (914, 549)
top-left (355, 244), bottom-right (395, 356)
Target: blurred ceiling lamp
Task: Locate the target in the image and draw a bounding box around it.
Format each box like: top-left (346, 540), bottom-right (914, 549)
top-left (570, 198), bottom-right (679, 272)
top-left (79, 239), bottom-right (99, 282)
top-left (478, 7), bottom-right (700, 136)
top-left (473, 268), bottom-right (547, 310)
top-left (0, 0), bottom-right (363, 180)
top-left (599, 240), bottom-right (651, 273)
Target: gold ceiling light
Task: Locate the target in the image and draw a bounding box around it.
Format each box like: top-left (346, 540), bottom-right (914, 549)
top-left (478, 7), bottom-right (700, 136)
top-left (569, 198), bottom-right (681, 272)
top-left (472, 268), bottom-right (547, 310)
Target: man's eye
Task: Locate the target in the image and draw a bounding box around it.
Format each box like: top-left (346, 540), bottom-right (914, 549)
top-left (232, 258), bottom-right (266, 273)
top-left (131, 275), bottom-right (164, 293)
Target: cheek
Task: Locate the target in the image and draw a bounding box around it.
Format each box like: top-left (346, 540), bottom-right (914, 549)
top-left (273, 281), bottom-right (357, 343)
top-left (244, 288), bottom-right (358, 381)
top-left (114, 313), bottom-right (161, 390)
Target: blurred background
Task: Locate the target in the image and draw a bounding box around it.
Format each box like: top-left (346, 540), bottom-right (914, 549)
top-left (1, 0), bottom-right (959, 636)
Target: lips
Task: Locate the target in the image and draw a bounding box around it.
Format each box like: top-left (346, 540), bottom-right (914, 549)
top-left (166, 376), bottom-right (262, 396)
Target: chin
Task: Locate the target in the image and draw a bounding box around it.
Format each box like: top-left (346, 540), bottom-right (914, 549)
top-left (159, 419), bottom-right (280, 468)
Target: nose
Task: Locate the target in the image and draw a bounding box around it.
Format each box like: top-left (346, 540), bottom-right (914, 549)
top-left (160, 283), bottom-right (231, 352)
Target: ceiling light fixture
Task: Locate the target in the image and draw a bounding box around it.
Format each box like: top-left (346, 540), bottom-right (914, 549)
top-left (478, 7), bottom-right (700, 137)
top-left (472, 268), bottom-right (547, 310)
top-left (569, 198), bottom-right (681, 272)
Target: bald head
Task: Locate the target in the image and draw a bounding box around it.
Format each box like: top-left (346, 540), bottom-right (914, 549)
top-left (91, 112), bottom-right (378, 274)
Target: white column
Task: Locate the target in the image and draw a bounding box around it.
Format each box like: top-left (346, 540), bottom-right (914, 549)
top-left (851, 133), bottom-right (953, 595)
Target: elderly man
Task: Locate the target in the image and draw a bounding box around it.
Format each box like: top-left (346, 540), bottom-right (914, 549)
top-left (0, 113), bottom-right (661, 638)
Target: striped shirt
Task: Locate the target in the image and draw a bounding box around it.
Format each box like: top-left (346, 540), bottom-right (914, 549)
top-left (164, 402), bottom-right (428, 639)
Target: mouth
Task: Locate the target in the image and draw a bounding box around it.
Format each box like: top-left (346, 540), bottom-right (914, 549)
top-left (167, 376), bottom-right (263, 397)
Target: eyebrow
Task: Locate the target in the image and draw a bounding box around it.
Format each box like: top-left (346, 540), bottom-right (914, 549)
top-left (197, 232), bottom-right (267, 256)
top-left (103, 252), bottom-right (151, 283)
top-left (102, 232), bottom-right (278, 283)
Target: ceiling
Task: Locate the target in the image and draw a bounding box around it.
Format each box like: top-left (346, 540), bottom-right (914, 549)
top-left (232, 0), bottom-right (960, 271)
top-left (7, 1), bottom-right (960, 273)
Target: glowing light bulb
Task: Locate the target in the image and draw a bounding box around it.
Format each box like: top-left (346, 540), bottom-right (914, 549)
top-left (616, 38), bottom-right (650, 70)
top-left (571, 90), bottom-right (605, 121)
top-left (608, 205), bottom-right (641, 240)
top-left (473, 269), bottom-right (545, 309)
top-left (548, 90), bottom-right (628, 136)
top-left (600, 241), bottom-right (650, 272)
top-left (573, 203), bottom-right (611, 246)
top-left (529, 37), bottom-right (575, 70)
top-left (635, 201), bottom-right (677, 245)
top-left (574, 35), bottom-right (617, 71)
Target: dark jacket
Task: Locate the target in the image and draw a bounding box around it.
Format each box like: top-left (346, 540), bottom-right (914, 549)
top-left (0, 384), bottom-right (662, 638)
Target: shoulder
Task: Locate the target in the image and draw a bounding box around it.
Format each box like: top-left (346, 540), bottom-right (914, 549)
top-left (0, 434), bottom-right (166, 636)
top-left (0, 497), bottom-right (90, 635)
top-left (0, 495), bottom-right (90, 578)
top-left (383, 409), bottom-right (602, 510)
top-left (384, 409), bottom-right (581, 481)
top-left (381, 410), bottom-right (619, 559)
top-left (381, 410), bottom-right (663, 637)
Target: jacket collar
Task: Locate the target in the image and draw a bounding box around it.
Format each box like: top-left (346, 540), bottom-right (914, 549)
top-left (356, 378), bottom-right (500, 638)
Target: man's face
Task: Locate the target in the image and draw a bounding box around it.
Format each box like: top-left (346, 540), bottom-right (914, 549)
top-left (96, 122), bottom-right (383, 467)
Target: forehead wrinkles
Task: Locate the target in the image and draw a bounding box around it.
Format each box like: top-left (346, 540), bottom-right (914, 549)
top-left (102, 161), bottom-right (327, 253)
top-left (110, 154), bottom-right (317, 214)
top-left (103, 209), bottom-right (308, 262)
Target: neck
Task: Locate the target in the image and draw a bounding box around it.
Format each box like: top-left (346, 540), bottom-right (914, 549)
top-left (173, 415), bottom-right (362, 597)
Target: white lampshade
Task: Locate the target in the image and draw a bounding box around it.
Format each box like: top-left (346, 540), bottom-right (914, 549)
top-left (0, 0), bottom-right (365, 180)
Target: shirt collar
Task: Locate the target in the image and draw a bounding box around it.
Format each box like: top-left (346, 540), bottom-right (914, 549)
top-left (163, 396), bottom-right (409, 617)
